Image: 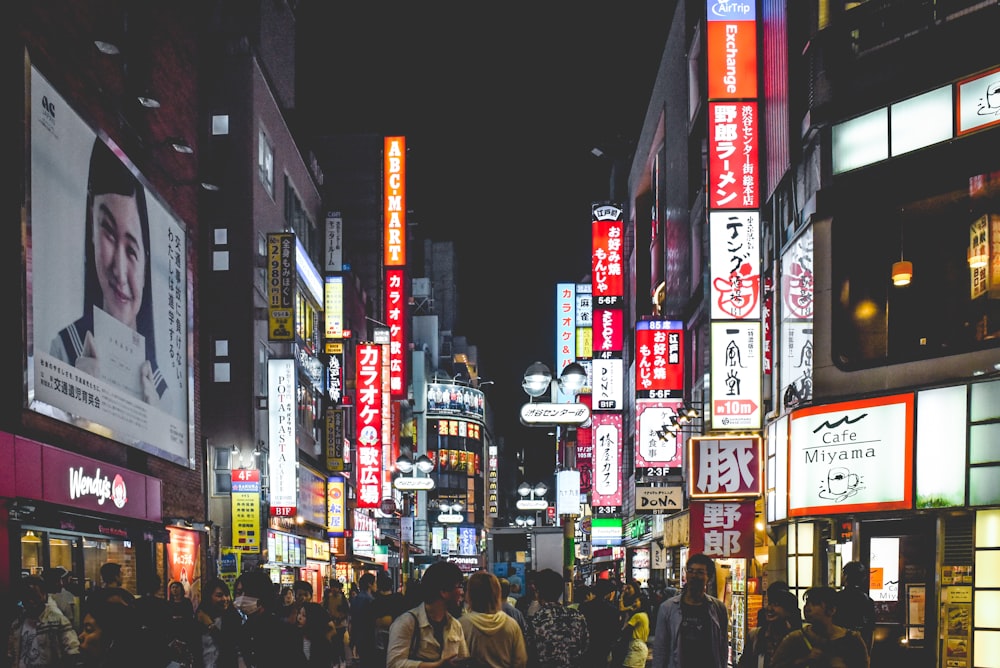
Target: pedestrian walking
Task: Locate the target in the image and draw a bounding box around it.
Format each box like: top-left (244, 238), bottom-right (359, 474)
top-left (232, 569), bottom-right (300, 667)
top-left (771, 586), bottom-right (869, 668)
top-left (297, 601), bottom-right (338, 668)
top-left (195, 577), bottom-right (241, 668)
top-left (7, 575), bottom-right (80, 667)
top-left (737, 588), bottom-right (801, 668)
top-left (323, 580), bottom-right (351, 665)
top-left (460, 571), bottom-right (527, 668)
top-left (651, 553), bottom-right (729, 668)
top-left (385, 561), bottom-right (469, 668)
top-left (523, 568), bottom-right (589, 668)
top-left (78, 597), bottom-right (149, 667)
top-left (579, 580), bottom-right (619, 668)
top-left (834, 561), bottom-right (876, 652)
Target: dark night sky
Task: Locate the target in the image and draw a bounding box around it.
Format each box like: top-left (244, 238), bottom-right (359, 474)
top-left (297, 5), bottom-right (673, 478)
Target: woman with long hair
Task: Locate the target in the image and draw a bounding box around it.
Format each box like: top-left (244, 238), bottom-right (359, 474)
top-left (738, 589), bottom-right (803, 668)
top-left (296, 602), bottom-right (337, 668)
top-left (196, 577), bottom-right (242, 668)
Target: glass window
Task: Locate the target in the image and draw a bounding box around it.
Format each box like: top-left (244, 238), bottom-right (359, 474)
top-left (258, 128), bottom-right (274, 197)
top-left (832, 166), bottom-right (1000, 369)
top-left (971, 466), bottom-right (1000, 507)
top-left (970, 423), bottom-right (1000, 465)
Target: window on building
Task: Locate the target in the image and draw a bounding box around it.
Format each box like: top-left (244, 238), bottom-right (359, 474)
top-left (258, 128), bottom-right (274, 197)
top-left (213, 446), bottom-right (235, 495)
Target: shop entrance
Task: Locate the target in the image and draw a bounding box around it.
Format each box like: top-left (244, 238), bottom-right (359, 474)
top-left (859, 517), bottom-right (936, 668)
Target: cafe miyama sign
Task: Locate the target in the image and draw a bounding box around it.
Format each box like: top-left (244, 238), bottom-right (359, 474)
top-left (789, 393), bottom-right (914, 516)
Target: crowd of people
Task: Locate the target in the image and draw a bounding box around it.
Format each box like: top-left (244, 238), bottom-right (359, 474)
top-left (6, 555), bottom-right (876, 668)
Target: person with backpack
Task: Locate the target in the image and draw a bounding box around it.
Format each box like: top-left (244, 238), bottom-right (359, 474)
top-left (386, 562), bottom-right (468, 668)
top-left (362, 572), bottom-right (407, 668)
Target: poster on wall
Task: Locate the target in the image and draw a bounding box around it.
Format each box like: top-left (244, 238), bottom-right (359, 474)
top-left (27, 65), bottom-right (192, 466)
top-left (166, 526), bottom-right (202, 609)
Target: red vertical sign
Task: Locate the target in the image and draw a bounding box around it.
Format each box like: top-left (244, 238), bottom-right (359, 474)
top-left (386, 268), bottom-right (406, 398)
top-left (355, 344), bottom-right (382, 508)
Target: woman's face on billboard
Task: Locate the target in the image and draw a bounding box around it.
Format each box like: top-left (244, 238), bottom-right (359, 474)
top-left (91, 192), bottom-right (146, 329)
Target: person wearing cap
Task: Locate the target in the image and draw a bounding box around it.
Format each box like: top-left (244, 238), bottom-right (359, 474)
top-left (43, 567), bottom-right (78, 630)
top-left (737, 588), bottom-right (801, 668)
top-left (834, 562), bottom-right (876, 652)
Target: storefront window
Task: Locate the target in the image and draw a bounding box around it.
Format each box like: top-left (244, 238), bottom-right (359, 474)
top-left (20, 530), bottom-right (43, 576)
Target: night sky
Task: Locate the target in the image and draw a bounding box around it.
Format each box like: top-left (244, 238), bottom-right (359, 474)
top-left (297, 4), bottom-right (674, 480)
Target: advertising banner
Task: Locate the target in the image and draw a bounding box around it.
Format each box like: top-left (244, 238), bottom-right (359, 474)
top-left (557, 283), bottom-right (576, 384)
top-left (710, 322), bottom-right (762, 430)
top-left (789, 394), bottom-right (914, 516)
top-left (384, 136), bottom-right (406, 266)
top-left (707, 3), bottom-right (757, 99)
top-left (166, 526), bottom-right (201, 607)
top-left (324, 276), bottom-right (344, 339)
top-left (592, 204), bottom-right (624, 303)
top-left (27, 66), bottom-right (191, 466)
top-left (268, 358), bottom-right (297, 516)
top-left (689, 499), bottom-right (755, 559)
top-left (635, 399), bottom-right (685, 474)
top-left (688, 435), bottom-right (763, 499)
top-left (780, 227), bottom-right (814, 409)
top-left (231, 469), bottom-right (261, 553)
top-left (635, 320), bottom-right (684, 398)
top-left (267, 233), bottom-right (295, 340)
top-left (591, 412), bottom-right (623, 511)
top-left (386, 268), bottom-right (407, 397)
top-left (710, 211), bottom-right (761, 320)
top-left (708, 102), bottom-right (759, 209)
top-left (355, 344), bottom-right (383, 508)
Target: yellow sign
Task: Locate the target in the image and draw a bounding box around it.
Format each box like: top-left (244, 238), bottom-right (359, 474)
top-left (267, 233), bottom-right (295, 341)
top-left (231, 469), bottom-right (261, 553)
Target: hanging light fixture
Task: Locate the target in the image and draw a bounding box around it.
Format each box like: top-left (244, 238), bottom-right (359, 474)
top-left (891, 258), bottom-right (913, 287)
top-left (892, 217), bottom-right (912, 287)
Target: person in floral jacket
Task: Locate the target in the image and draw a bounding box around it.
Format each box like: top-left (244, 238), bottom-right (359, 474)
top-left (7, 575), bottom-right (80, 667)
top-left (524, 569), bottom-right (588, 668)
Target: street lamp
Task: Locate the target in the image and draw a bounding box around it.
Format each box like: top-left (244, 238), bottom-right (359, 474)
top-left (519, 361), bottom-right (589, 603)
top-left (394, 453), bottom-right (435, 589)
top-left (514, 515), bottom-right (536, 527)
top-left (521, 361), bottom-right (587, 399)
top-left (437, 501), bottom-right (465, 524)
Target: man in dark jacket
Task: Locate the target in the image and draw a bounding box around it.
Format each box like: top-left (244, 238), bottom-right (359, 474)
top-left (579, 579), bottom-right (620, 668)
top-left (834, 561), bottom-right (877, 651)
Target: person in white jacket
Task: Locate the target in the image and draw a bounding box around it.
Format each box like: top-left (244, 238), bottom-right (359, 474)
top-left (460, 572), bottom-right (528, 668)
top-left (387, 561), bottom-right (469, 668)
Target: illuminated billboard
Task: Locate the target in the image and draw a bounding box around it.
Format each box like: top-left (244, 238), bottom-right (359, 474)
top-left (27, 65), bottom-right (192, 466)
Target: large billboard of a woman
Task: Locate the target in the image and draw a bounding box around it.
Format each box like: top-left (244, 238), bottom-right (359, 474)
top-left (26, 64), bottom-right (192, 467)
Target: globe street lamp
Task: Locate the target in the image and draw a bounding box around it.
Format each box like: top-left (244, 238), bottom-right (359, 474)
top-left (519, 361), bottom-right (589, 603)
top-left (394, 453), bottom-right (435, 589)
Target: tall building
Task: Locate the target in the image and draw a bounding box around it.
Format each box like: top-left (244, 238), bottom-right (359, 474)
top-left (11, 2), bottom-right (206, 610)
top-left (613, 1), bottom-right (1000, 666)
